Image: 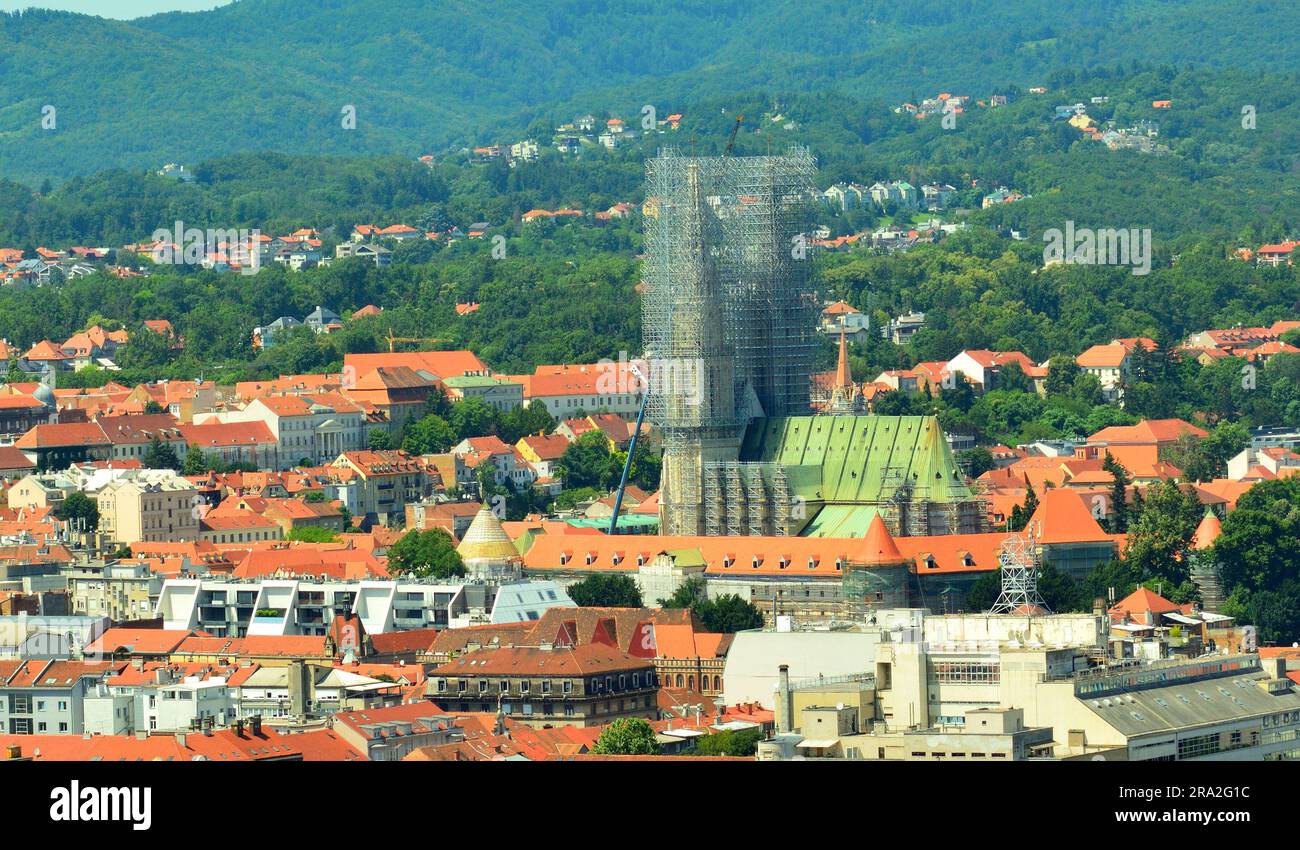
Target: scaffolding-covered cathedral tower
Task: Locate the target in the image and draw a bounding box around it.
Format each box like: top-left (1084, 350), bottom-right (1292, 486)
top-left (643, 149), bottom-right (818, 536)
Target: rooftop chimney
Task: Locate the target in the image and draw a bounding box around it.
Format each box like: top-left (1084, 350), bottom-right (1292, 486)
top-left (777, 665), bottom-right (793, 734)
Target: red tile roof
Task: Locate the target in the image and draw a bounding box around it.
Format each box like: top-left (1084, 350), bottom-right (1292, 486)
top-left (432, 643), bottom-right (654, 677)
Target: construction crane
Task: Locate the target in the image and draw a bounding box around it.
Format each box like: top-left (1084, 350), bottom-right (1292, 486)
top-left (723, 114), bottom-right (745, 157)
top-left (386, 329), bottom-right (451, 353)
top-left (608, 363), bottom-right (651, 535)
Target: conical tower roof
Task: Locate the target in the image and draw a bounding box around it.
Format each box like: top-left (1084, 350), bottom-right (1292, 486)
top-left (456, 505), bottom-right (520, 562)
top-left (1192, 510), bottom-right (1222, 551)
top-left (835, 330), bottom-right (853, 390)
top-left (859, 512), bottom-right (909, 566)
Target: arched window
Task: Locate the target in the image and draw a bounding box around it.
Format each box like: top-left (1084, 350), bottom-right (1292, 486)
top-left (675, 673), bottom-right (683, 688)
top-left (687, 675), bottom-right (695, 690)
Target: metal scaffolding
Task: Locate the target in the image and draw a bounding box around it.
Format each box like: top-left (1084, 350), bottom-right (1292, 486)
top-left (644, 148), bottom-right (818, 536)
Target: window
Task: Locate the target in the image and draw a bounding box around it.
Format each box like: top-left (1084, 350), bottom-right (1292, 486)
top-left (930, 661), bottom-right (1000, 685)
top-left (541, 680), bottom-right (551, 694)
top-left (1177, 733), bottom-right (1223, 760)
top-left (499, 680), bottom-right (509, 693)
top-left (562, 680), bottom-right (572, 694)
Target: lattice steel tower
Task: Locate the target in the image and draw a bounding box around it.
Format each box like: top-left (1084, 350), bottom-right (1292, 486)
top-left (988, 529), bottom-right (1050, 614)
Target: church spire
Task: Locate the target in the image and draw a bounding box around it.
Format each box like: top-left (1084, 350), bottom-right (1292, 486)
top-left (835, 329), bottom-right (853, 390)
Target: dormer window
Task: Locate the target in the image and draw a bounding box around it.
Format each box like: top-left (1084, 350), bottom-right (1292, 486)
top-left (808, 557), bottom-right (819, 570)
top-left (585, 552), bottom-right (596, 566)
top-left (752, 555), bottom-right (763, 569)
top-left (559, 552), bottom-right (571, 565)
top-left (636, 553), bottom-right (646, 566)
top-left (835, 558), bottom-right (844, 571)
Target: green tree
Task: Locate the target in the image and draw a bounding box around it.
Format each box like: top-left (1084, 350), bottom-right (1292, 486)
top-left (567, 573), bottom-right (642, 607)
top-left (659, 575), bottom-right (706, 608)
top-left (144, 437), bottom-right (181, 471)
top-left (387, 528), bottom-right (466, 579)
top-left (1006, 487), bottom-right (1038, 532)
top-left (287, 526), bottom-right (340, 543)
top-left (1103, 452), bottom-right (1131, 533)
top-left (1244, 580), bottom-right (1300, 646)
top-left (1045, 354), bottom-right (1081, 396)
top-left (693, 594), bottom-right (765, 633)
top-left (1081, 558), bottom-right (1145, 605)
top-left (1122, 480), bottom-right (1202, 587)
top-left (499, 400), bottom-right (557, 444)
top-left (694, 727), bottom-right (763, 757)
top-left (402, 414), bottom-right (456, 455)
top-left (613, 441), bottom-right (662, 491)
top-left (448, 397), bottom-right (500, 440)
top-left (181, 443), bottom-right (211, 475)
top-left (958, 447), bottom-right (995, 479)
top-left (368, 428), bottom-right (393, 450)
top-left (966, 571), bottom-right (1001, 611)
top-left (1212, 478), bottom-right (1300, 597)
top-left (1037, 562), bottom-right (1087, 613)
top-left (118, 322), bottom-right (173, 371)
top-left (591, 717), bottom-right (660, 756)
top-left (556, 430), bottom-right (615, 489)
top-left (56, 491), bottom-right (99, 529)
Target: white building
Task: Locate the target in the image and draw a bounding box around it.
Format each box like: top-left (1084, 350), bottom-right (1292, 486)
top-left (156, 577), bottom-right (472, 636)
top-left (200, 394), bottom-right (366, 469)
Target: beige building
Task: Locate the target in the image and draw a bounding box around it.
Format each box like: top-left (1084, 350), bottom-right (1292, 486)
top-left (66, 560), bottom-right (162, 622)
top-left (6, 473), bottom-right (74, 511)
top-left (330, 450), bottom-right (428, 524)
top-left (96, 472), bottom-right (199, 546)
top-left (733, 608), bottom-right (1300, 761)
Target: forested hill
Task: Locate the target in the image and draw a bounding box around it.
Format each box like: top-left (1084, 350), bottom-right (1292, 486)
top-left (0, 0), bottom-right (1295, 181)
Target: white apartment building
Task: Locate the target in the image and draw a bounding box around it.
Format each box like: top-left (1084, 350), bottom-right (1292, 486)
top-left (156, 577), bottom-right (473, 637)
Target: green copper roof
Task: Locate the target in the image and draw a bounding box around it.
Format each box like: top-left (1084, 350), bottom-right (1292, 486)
top-left (800, 504), bottom-right (883, 538)
top-left (663, 548), bottom-right (707, 567)
top-left (441, 375), bottom-right (514, 388)
top-left (740, 414), bottom-right (974, 505)
top-left (564, 515), bottom-right (660, 533)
